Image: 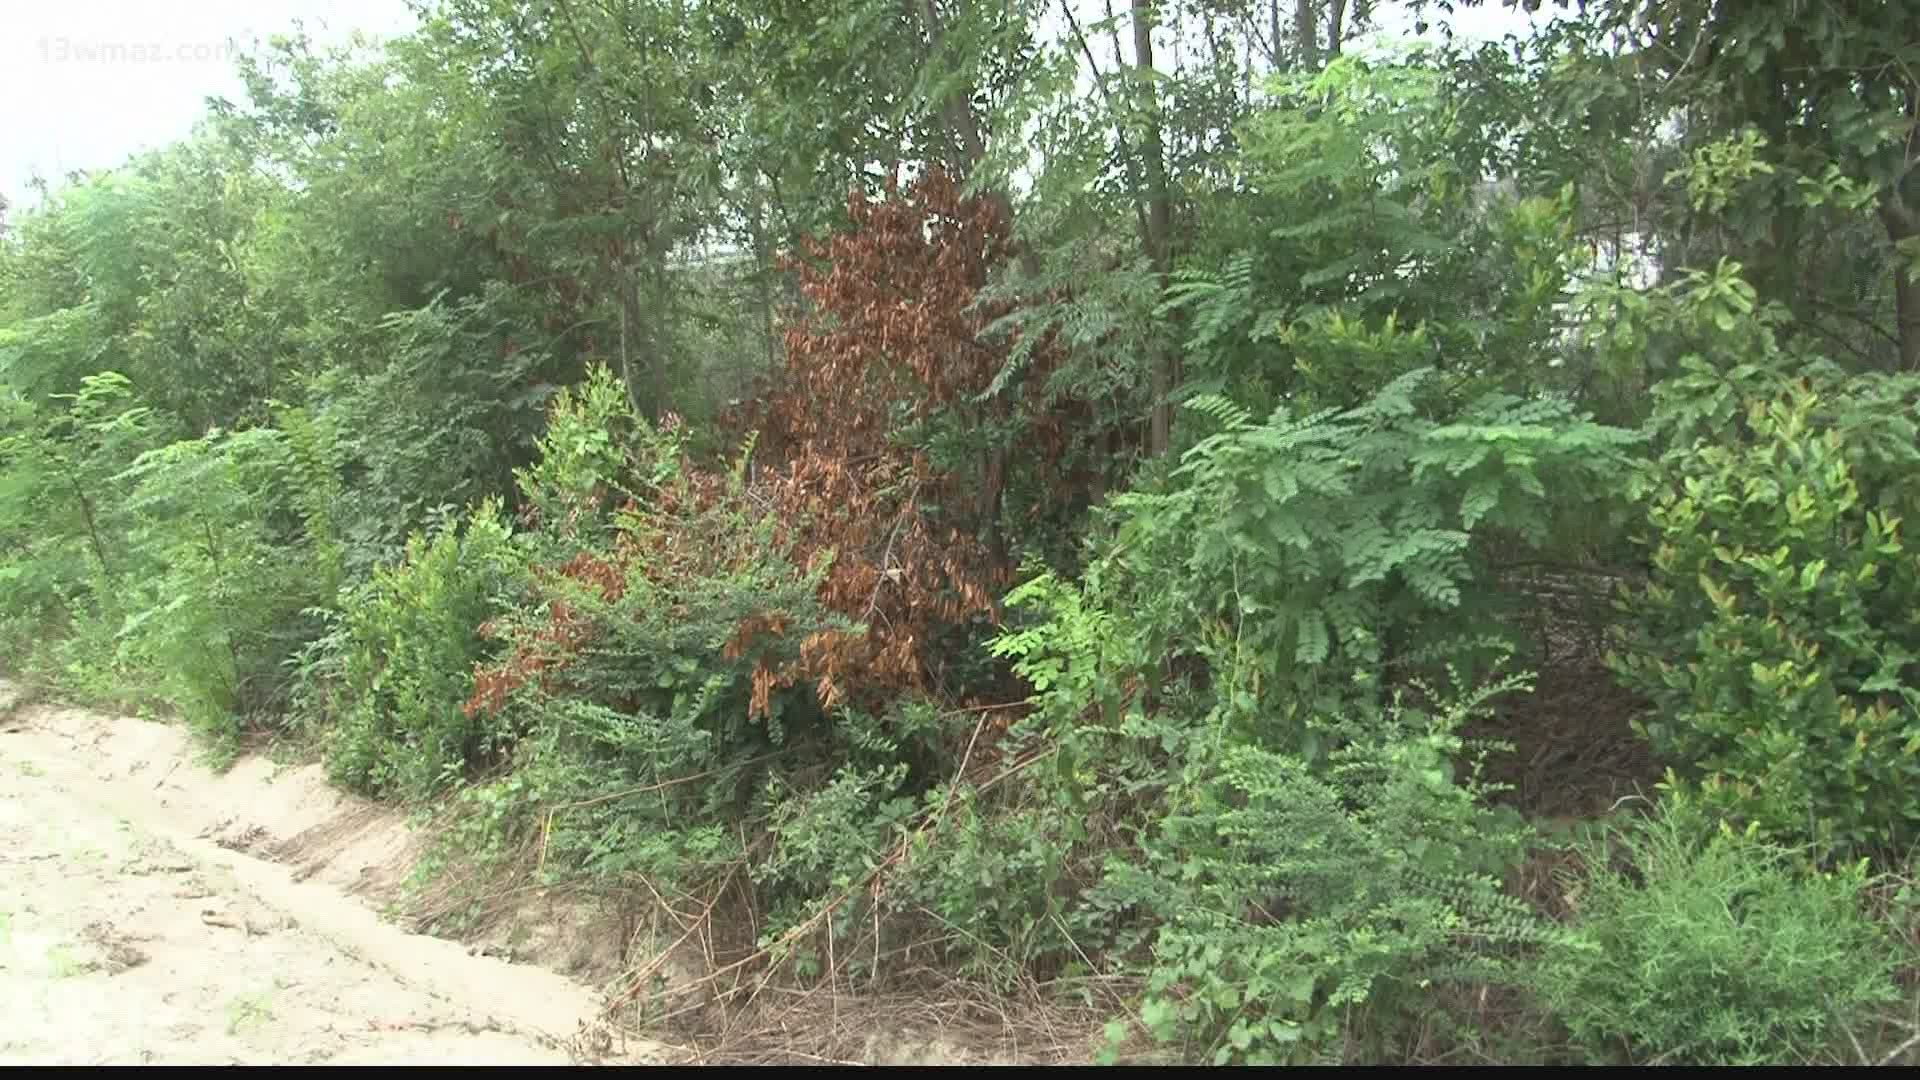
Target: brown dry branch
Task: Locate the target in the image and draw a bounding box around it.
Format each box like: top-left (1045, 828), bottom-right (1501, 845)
top-left (730, 169), bottom-right (1095, 727)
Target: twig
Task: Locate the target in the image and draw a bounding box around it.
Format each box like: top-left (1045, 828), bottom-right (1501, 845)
top-left (603, 711), bottom-right (1000, 1021)
top-left (537, 752), bottom-right (784, 875)
top-left (1057, 0), bottom-right (1153, 244)
top-left (1879, 1030), bottom-right (1920, 1067)
top-left (862, 486), bottom-right (918, 623)
top-left (604, 863), bottom-right (737, 1020)
top-left (632, 870), bottom-right (702, 928)
top-left (1833, 994), bottom-right (1871, 1065)
top-left (1606, 793), bottom-right (1654, 815)
top-left (938, 699), bottom-right (1028, 718)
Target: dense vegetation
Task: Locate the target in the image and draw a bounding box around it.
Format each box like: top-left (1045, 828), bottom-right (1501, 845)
top-left (4, 0), bottom-right (1919, 1064)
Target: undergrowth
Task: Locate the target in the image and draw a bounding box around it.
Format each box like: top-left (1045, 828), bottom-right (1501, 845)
top-left (5, 31), bottom-right (1919, 1063)
top-left (1533, 794), bottom-right (1904, 1065)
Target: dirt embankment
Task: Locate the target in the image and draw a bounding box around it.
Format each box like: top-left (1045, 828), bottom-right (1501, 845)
top-left (0, 682), bottom-right (659, 1066)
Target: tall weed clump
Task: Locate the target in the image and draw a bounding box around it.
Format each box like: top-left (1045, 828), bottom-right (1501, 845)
top-left (0, 373), bottom-right (156, 688)
top-left (1532, 796), bottom-right (1901, 1065)
top-left (1095, 678), bottom-right (1543, 1064)
top-left (110, 404), bottom-right (346, 755)
top-left (323, 499), bottom-right (524, 797)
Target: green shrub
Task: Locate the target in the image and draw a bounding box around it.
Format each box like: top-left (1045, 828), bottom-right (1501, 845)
top-left (450, 500), bottom-right (840, 896)
top-left (1095, 675), bottom-right (1542, 1065)
top-left (299, 287), bottom-right (550, 562)
top-left (414, 365), bottom-right (849, 903)
top-left (0, 374), bottom-right (157, 684)
top-left (509, 362), bottom-right (673, 556)
top-left (976, 368), bottom-right (1633, 1061)
top-left (988, 368), bottom-right (1636, 834)
top-left (1075, 367), bottom-right (1636, 737)
top-left (886, 785), bottom-right (1093, 987)
top-left (1614, 351), bottom-right (1920, 852)
top-left (113, 423), bottom-right (336, 755)
top-left (431, 696), bottom-right (743, 891)
top-left (0, 369), bottom-right (357, 753)
top-left (753, 760), bottom-right (920, 962)
top-left (325, 499), bottom-right (524, 797)
top-left (1533, 797), bottom-right (1900, 1065)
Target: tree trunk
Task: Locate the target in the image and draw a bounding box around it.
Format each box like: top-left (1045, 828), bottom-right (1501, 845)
top-left (649, 259), bottom-right (669, 416)
top-left (1132, 0), bottom-right (1177, 457)
top-left (68, 472), bottom-right (112, 577)
top-left (753, 185), bottom-right (777, 372)
top-left (914, 0), bottom-right (1040, 277)
top-left (912, 0), bottom-right (1033, 550)
top-left (1896, 265), bottom-right (1920, 371)
top-left (1269, 0), bottom-right (1283, 69)
top-left (618, 253), bottom-right (658, 420)
top-left (1294, 0), bottom-right (1318, 70)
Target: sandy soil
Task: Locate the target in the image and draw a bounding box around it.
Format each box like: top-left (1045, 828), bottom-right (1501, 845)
top-left (0, 683), bottom-right (658, 1066)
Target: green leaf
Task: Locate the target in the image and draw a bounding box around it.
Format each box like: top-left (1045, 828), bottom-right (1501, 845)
top-left (1295, 611), bottom-right (1331, 665)
top-left (1798, 559), bottom-right (1826, 591)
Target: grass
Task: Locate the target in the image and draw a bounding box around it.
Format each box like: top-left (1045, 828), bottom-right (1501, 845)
top-left (225, 990), bottom-right (277, 1034)
top-left (45, 943), bottom-right (83, 978)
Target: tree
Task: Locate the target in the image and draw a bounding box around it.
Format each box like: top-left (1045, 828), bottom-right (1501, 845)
top-left (1591, 0), bottom-right (1920, 370)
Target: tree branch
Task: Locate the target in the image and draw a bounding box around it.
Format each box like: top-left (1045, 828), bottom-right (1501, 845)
top-left (1058, 0), bottom-right (1152, 242)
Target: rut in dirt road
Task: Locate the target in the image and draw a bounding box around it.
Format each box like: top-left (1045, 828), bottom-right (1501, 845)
top-left (0, 687), bottom-right (659, 1066)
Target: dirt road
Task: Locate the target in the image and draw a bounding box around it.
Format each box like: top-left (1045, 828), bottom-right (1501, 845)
top-left (0, 686), bottom-right (654, 1066)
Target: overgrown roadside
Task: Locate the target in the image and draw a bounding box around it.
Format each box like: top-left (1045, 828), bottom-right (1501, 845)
top-left (8, 0), bottom-right (1920, 1065)
top-left (0, 682), bottom-right (1087, 1065)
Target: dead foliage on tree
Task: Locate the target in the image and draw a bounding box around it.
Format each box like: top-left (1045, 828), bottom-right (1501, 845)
top-left (734, 168), bottom-right (1088, 717)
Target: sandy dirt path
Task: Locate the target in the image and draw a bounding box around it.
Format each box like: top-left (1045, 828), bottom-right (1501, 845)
top-left (0, 689), bottom-right (656, 1066)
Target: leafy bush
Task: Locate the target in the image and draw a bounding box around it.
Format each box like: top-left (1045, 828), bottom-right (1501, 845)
top-left (113, 422), bottom-right (339, 754)
top-left (416, 366), bottom-right (851, 902)
top-left (1533, 797), bottom-right (1900, 1065)
top-left (1170, 53), bottom-right (1593, 417)
top-left (506, 362), bottom-right (678, 555)
top-left (454, 491), bottom-right (840, 894)
top-left (0, 366), bottom-right (355, 751)
top-left (1614, 346), bottom-right (1920, 853)
top-left (998, 367), bottom-right (1637, 756)
top-left (888, 794), bottom-right (1089, 983)
top-left (312, 287), bottom-right (552, 557)
top-left (753, 760), bottom-right (919, 958)
top-left (0, 375), bottom-right (155, 668)
top-left (435, 697), bottom-right (741, 887)
top-left (325, 499), bottom-right (524, 797)
top-left (972, 369), bottom-right (1638, 1061)
top-left (1097, 675), bottom-right (1542, 1065)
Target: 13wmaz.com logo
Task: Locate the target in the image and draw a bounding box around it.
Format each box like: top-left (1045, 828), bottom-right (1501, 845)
top-left (36, 37), bottom-right (236, 65)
